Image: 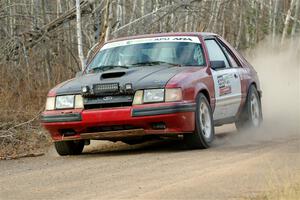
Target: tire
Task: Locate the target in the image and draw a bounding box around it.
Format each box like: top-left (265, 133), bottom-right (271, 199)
top-left (54, 140), bottom-right (84, 156)
top-left (184, 93), bottom-right (215, 149)
top-left (235, 85), bottom-right (263, 131)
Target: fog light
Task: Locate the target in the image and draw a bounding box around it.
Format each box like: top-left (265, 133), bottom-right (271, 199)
top-left (125, 83), bottom-right (132, 90)
top-left (152, 122), bottom-right (166, 130)
top-left (82, 86), bottom-right (90, 94)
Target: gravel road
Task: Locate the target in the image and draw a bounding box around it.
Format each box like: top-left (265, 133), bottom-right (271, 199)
top-left (0, 122), bottom-right (299, 200)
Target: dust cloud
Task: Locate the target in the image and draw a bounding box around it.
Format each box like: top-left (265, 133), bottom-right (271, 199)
top-left (249, 38), bottom-right (299, 134)
top-left (216, 37), bottom-right (300, 145)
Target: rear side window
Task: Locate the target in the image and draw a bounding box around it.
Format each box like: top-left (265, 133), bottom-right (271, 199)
top-left (218, 41), bottom-right (240, 68)
top-left (204, 39), bottom-right (230, 68)
top-left (222, 47), bottom-right (239, 68)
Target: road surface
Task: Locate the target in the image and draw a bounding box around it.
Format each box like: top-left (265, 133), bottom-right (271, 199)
top-left (0, 122), bottom-right (299, 200)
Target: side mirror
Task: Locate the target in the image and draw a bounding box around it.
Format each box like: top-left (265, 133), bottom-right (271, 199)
top-left (211, 61), bottom-right (226, 70)
top-left (75, 71), bottom-right (83, 78)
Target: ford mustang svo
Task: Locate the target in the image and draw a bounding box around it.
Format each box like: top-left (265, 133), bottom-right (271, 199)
top-left (41, 32), bottom-right (263, 155)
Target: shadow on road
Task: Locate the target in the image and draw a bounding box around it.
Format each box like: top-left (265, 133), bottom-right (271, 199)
top-left (75, 127), bottom-right (238, 157)
top-left (47, 121), bottom-right (298, 158)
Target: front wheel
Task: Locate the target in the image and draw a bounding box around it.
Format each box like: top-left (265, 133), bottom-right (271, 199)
top-left (54, 140), bottom-right (84, 156)
top-left (184, 93), bottom-right (215, 149)
top-left (235, 85), bottom-right (263, 131)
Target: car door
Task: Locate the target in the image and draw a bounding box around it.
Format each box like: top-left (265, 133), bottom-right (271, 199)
top-left (204, 38), bottom-right (242, 121)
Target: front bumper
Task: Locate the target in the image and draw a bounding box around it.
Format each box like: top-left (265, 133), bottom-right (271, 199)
top-left (41, 102), bottom-right (195, 141)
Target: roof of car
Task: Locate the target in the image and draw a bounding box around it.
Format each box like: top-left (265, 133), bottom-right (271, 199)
top-left (106, 32), bottom-right (218, 44)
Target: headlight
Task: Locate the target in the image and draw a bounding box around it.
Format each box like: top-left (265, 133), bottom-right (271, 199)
top-left (132, 88), bottom-right (182, 105)
top-left (55, 95), bottom-right (74, 109)
top-left (45, 97), bottom-right (55, 110)
top-left (45, 95), bottom-right (84, 110)
top-left (144, 89), bottom-right (165, 103)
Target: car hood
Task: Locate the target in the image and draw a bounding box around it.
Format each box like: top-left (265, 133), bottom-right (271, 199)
top-left (55, 66), bottom-right (189, 95)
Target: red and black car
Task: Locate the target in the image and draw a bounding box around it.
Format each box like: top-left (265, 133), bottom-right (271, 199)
top-left (41, 32), bottom-right (263, 156)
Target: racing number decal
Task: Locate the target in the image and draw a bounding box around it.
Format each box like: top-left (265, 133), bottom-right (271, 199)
top-left (217, 74), bottom-right (233, 96)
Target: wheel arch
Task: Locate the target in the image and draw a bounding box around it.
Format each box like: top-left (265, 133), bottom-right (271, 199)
top-left (248, 81), bottom-right (261, 98)
top-left (193, 80), bottom-right (212, 103)
top-left (198, 89), bottom-right (211, 104)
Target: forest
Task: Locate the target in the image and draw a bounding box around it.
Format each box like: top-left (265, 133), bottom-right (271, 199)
top-left (0, 0), bottom-right (299, 158)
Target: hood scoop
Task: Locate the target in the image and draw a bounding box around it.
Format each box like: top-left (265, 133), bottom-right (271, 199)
top-left (101, 71), bottom-right (126, 79)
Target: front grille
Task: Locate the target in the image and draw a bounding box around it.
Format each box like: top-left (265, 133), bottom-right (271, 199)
top-left (84, 102), bottom-right (132, 109)
top-left (83, 95), bottom-right (133, 110)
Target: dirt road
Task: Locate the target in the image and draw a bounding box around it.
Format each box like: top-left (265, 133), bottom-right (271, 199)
top-left (0, 122), bottom-right (299, 200)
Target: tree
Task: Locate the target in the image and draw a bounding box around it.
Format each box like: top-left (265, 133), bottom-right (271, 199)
top-left (291, 0), bottom-right (300, 37)
top-left (76, 0), bottom-right (85, 71)
top-left (281, 0), bottom-right (296, 44)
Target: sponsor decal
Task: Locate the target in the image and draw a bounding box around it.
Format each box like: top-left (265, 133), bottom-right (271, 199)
top-left (217, 74), bottom-right (232, 96)
top-left (154, 37), bottom-right (193, 41)
top-left (101, 36), bottom-right (201, 50)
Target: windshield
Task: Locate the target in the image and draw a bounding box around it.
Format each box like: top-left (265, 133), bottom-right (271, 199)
top-left (86, 38), bottom-right (206, 73)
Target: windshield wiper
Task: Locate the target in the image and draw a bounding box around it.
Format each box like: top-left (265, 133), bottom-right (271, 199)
top-left (90, 65), bottom-right (129, 72)
top-left (131, 61), bottom-right (182, 67)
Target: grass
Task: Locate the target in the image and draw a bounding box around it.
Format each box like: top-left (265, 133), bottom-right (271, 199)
top-left (248, 184), bottom-right (300, 200)
top-left (0, 59), bottom-right (71, 159)
top-left (0, 126), bottom-right (52, 159)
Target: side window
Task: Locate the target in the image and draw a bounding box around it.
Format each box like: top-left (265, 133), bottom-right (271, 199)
top-left (204, 39), bottom-right (230, 68)
top-left (218, 42), bottom-right (240, 68)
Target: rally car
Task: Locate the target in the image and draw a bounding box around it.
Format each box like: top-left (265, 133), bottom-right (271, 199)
top-left (41, 32), bottom-right (263, 156)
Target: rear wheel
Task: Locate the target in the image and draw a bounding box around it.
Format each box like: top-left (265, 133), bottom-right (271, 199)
top-left (184, 93), bottom-right (215, 149)
top-left (54, 140), bottom-right (84, 156)
top-left (235, 85), bottom-right (263, 130)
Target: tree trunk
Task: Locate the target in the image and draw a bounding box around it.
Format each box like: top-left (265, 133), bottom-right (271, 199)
top-left (221, 1), bottom-right (228, 37)
top-left (41, 0), bottom-right (51, 86)
top-left (105, 1), bottom-right (112, 42)
top-left (211, 0), bottom-right (221, 32)
top-left (184, 11), bottom-right (189, 32)
top-left (56, 0), bottom-right (63, 52)
top-left (76, 0), bottom-right (85, 71)
top-left (170, 0), bottom-right (175, 31)
top-left (128, 0), bottom-right (137, 34)
top-left (235, 2), bottom-right (243, 49)
top-left (268, 0), bottom-right (273, 34)
top-left (207, 1), bottom-right (217, 31)
top-left (122, 0), bottom-right (126, 25)
top-left (141, 0), bottom-right (145, 17)
top-left (281, 0), bottom-right (295, 44)
top-left (8, 0), bottom-right (14, 36)
top-left (116, 0), bottom-right (122, 28)
top-left (272, 0), bottom-right (279, 43)
top-left (291, 0), bottom-right (300, 37)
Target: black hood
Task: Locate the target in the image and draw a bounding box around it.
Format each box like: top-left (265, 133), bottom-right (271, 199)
top-left (55, 66), bottom-right (188, 95)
